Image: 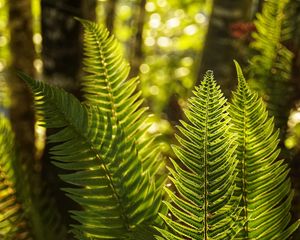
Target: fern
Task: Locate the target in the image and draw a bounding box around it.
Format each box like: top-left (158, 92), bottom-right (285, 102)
top-left (0, 79), bottom-right (9, 115)
top-left (19, 34), bottom-right (162, 238)
top-left (248, 0), bottom-right (294, 131)
top-left (15, 16), bottom-right (300, 240)
top-left (33, 184), bottom-right (67, 239)
top-left (229, 61), bottom-right (300, 239)
top-left (156, 71), bottom-right (240, 239)
top-left (79, 19), bottom-right (164, 181)
top-left (0, 114), bottom-right (32, 239)
top-left (0, 112), bottom-right (66, 240)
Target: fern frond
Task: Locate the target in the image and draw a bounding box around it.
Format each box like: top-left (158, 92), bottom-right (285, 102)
top-left (0, 114), bottom-right (32, 239)
top-left (156, 71), bottom-right (240, 239)
top-left (79, 19), bottom-right (163, 183)
top-left (19, 72), bottom-right (162, 239)
top-left (1, 75), bottom-right (66, 239)
top-left (34, 185), bottom-right (67, 239)
top-left (248, 0), bottom-right (294, 131)
top-left (0, 112), bottom-right (66, 240)
top-left (229, 61), bottom-right (300, 239)
top-left (0, 79), bottom-right (9, 115)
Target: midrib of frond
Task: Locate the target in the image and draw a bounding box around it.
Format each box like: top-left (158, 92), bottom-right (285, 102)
top-left (233, 64), bottom-right (251, 237)
top-left (240, 86), bottom-right (249, 237)
top-left (203, 84), bottom-right (209, 240)
top-left (92, 33), bottom-right (117, 120)
top-left (48, 98), bottom-right (130, 230)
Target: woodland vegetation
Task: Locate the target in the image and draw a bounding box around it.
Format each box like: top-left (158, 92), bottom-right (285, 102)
top-left (1, 0), bottom-right (300, 239)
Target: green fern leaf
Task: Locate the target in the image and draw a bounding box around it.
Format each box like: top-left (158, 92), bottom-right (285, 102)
top-left (0, 80), bottom-right (66, 240)
top-left (249, 0), bottom-right (294, 131)
top-left (0, 115), bottom-right (32, 239)
top-left (0, 79), bottom-right (9, 114)
top-left (229, 61), bottom-right (300, 239)
top-left (79, 19), bottom-right (164, 183)
top-left (19, 72), bottom-right (162, 239)
top-left (156, 71), bottom-right (240, 239)
top-left (34, 184), bottom-right (67, 240)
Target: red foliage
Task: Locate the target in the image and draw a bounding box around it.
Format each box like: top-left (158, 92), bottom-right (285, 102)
top-left (229, 22), bottom-right (256, 42)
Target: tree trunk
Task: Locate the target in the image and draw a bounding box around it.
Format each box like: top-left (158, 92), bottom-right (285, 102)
top-left (41, 0), bottom-right (96, 95)
top-left (129, 0), bottom-right (146, 78)
top-left (8, 0), bottom-right (36, 169)
top-left (197, 0), bottom-right (254, 96)
top-left (105, 0), bottom-right (118, 33)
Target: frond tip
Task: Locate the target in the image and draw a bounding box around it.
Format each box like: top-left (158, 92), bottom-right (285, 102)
top-left (156, 71), bottom-right (241, 239)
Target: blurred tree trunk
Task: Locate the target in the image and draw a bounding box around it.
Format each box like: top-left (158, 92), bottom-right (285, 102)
top-left (8, 0), bottom-right (36, 168)
top-left (41, 0), bottom-right (97, 231)
top-left (290, 0), bottom-right (300, 94)
top-left (197, 0), bottom-right (254, 96)
top-left (129, 0), bottom-right (146, 78)
top-left (251, 0), bottom-right (264, 14)
top-left (105, 0), bottom-right (118, 33)
top-left (41, 0), bottom-right (96, 95)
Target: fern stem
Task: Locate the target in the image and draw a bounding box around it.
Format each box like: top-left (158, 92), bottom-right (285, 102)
top-left (204, 78), bottom-right (209, 240)
top-left (90, 29), bottom-right (117, 121)
top-left (241, 83), bottom-right (248, 237)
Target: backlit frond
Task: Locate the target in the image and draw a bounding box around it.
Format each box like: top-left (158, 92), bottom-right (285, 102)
top-left (156, 71), bottom-right (240, 239)
top-left (79, 19), bottom-right (164, 182)
top-left (249, 0), bottom-right (294, 131)
top-left (229, 61), bottom-right (300, 239)
top-left (19, 72), bottom-right (162, 239)
top-left (0, 115), bottom-right (31, 240)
